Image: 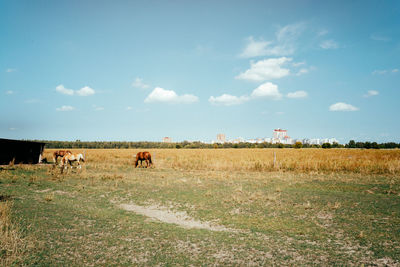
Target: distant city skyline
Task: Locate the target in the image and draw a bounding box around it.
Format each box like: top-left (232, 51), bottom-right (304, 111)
top-left (211, 129), bottom-right (339, 145)
top-left (1, 1), bottom-right (399, 143)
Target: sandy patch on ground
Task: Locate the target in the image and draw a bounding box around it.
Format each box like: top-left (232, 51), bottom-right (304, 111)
top-left (119, 203), bottom-right (230, 232)
top-left (35, 188), bottom-right (52, 193)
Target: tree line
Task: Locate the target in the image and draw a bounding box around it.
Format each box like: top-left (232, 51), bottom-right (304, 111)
top-left (34, 140), bottom-right (400, 149)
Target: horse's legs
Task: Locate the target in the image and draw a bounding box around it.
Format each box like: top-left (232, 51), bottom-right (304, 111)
top-left (61, 163), bottom-right (67, 174)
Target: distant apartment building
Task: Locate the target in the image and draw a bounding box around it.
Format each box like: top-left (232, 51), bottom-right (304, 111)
top-left (264, 137), bottom-right (272, 143)
top-left (231, 137), bottom-right (244, 144)
top-left (216, 133), bottom-right (226, 143)
top-left (272, 129), bottom-right (293, 144)
top-left (273, 128), bottom-right (287, 139)
top-left (163, 137), bottom-right (172, 143)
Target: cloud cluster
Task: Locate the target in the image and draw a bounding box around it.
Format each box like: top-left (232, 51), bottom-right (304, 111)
top-left (56, 84), bottom-right (95, 96)
top-left (144, 87), bottom-right (198, 104)
top-left (209, 82), bottom-right (306, 106)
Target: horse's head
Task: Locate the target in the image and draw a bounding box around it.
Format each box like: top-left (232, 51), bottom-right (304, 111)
top-left (78, 154), bottom-right (85, 162)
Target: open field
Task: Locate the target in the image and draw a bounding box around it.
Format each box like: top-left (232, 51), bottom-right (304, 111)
top-left (1, 148), bottom-right (400, 265)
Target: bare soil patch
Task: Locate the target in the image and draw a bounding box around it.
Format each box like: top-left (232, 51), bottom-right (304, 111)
top-left (119, 203), bottom-right (231, 232)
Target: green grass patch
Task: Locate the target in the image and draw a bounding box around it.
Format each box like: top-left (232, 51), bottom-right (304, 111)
top-left (0, 165), bottom-right (399, 265)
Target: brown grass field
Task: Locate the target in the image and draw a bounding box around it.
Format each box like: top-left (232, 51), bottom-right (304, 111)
top-left (44, 148), bottom-right (400, 175)
top-left (1, 148), bottom-right (400, 265)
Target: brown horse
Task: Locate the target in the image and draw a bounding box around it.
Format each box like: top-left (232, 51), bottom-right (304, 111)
top-left (134, 151), bottom-right (153, 168)
top-left (53, 150), bottom-right (72, 164)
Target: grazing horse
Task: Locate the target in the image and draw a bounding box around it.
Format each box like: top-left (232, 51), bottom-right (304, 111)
top-left (53, 150), bottom-right (72, 164)
top-left (134, 151), bottom-right (153, 168)
top-left (60, 153), bottom-right (85, 173)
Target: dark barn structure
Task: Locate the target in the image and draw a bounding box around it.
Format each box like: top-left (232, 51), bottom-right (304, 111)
top-left (0, 138), bottom-right (46, 165)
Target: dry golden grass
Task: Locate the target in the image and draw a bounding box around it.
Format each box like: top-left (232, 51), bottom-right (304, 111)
top-left (43, 148), bottom-right (400, 175)
top-left (0, 201), bottom-right (23, 266)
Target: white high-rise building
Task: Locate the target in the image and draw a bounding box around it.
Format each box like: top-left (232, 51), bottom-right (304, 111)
top-left (272, 129), bottom-right (292, 144)
top-left (273, 129), bottom-right (287, 139)
top-left (216, 133), bottom-right (226, 143)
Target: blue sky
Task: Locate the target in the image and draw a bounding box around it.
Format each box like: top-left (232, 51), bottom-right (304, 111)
top-left (1, 0), bottom-right (399, 143)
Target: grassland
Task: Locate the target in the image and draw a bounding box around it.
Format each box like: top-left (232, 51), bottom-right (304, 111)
top-left (1, 148), bottom-right (400, 266)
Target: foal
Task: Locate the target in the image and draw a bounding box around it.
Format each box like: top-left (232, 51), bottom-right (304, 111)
top-left (60, 153), bottom-right (85, 173)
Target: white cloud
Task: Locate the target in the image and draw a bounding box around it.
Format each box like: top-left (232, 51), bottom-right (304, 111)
top-left (250, 82), bottom-right (282, 100)
top-left (9, 127), bottom-right (17, 131)
top-left (372, 70), bottom-right (387, 75)
top-left (144, 87), bottom-right (198, 104)
top-left (56, 85), bottom-right (95, 96)
top-left (240, 22), bottom-right (305, 58)
top-left (6, 68), bottom-right (16, 73)
top-left (5, 90), bottom-right (14, 95)
top-left (287, 90), bottom-right (308, 98)
top-left (277, 22), bottom-right (305, 43)
top-left (363, 90), bottom-right (379, 98)
top-left (56, 105), bottom-right (75, 111)
top-left (56, 84), bottom-right (74, 95)
top-left (132, 78), bottom-right (150, 89)
top-left (76, 86), bottom-right (95, 96)
top-left (292, 61), bottom-right (305, 67)
top-left (126, 106), bottom-right (133, 110)
top-left (320, 39), bottom-right (339, 49)
top-left (209, 94), bottom-right (249, 106)
top-left (372, 69), bottom-right (398, 75)
top-left (370, 33), bottom-right (390, 42)
top-left (296, 68), bottom-right (309, 76)
top-left (329, 102), bottom-right (359, 111)
top-left (236, 57), bottom-right (292, 81)
top-left (240, 37), bottom-right (272, 58)
top-left (317, 29), bottom-right (329, 36)
top-left (209, 82), bottom-right (284, 106)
